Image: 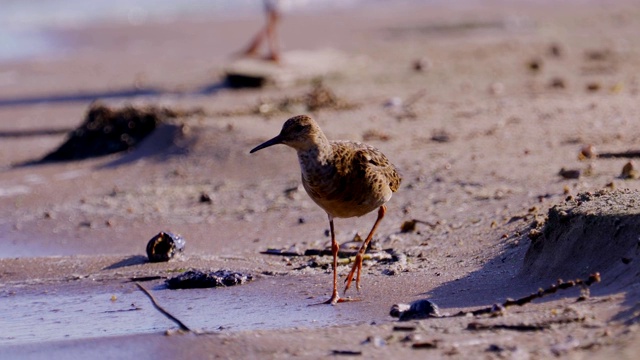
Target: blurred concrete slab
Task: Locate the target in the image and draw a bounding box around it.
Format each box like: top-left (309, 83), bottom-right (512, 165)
top-left (224, 49), bottom-right (351, 88)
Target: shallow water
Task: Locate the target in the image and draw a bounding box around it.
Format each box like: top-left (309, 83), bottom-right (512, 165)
top-left (0, 0), bottom-right (428, 63)
top-left (0, 0), bottom-right (372, 63)
top-left (0, 276), bottom-right (376, 346)
top-left (0, 227), bottom-right (77, 259)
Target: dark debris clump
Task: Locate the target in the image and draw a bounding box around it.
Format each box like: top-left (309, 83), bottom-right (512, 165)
top-left (216, 82), bottom-right (356, 118)
top-left (259, 82), bottom-right (356, 116)
top-left (390, 299), bottom-right (442, 321)
top-left (41, 103), bottom-right (201, 162)
top-left (165, 270), bottom-right (253, 289)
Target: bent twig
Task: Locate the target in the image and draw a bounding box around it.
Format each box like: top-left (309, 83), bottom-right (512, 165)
top-left (135, 282), bottom-right (191, 332)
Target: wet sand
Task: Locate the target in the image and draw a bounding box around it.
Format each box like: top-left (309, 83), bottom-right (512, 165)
top-left (2, 1), bottom-right (640, 358)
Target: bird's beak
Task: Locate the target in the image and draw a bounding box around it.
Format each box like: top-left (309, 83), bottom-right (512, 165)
top-left (250, 135), bottom-right (283, 153)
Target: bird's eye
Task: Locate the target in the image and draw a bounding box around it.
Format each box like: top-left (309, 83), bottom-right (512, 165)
top-left (291, 124), bottom-right (305, 133)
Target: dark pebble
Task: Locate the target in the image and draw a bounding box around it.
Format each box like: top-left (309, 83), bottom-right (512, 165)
top-left (146, 232), bottom-right (186, 262)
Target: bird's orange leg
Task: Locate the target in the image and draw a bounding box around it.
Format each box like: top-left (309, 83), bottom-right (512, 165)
top-left (317, 216), bottom-right (358, 305)
top-left (344, 205), bottom-right (386, 294)
top-left (324, 216), bottom-right (341, 304)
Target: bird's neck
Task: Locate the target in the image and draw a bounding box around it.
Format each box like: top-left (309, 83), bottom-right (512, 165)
top-left (296, 136), bottom-right (333, 176)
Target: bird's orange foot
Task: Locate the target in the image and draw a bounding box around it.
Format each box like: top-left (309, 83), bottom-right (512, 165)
top-left (309, 294), bottom-right (359, 306)
top-left (324, 296), bottom-right (359, 305)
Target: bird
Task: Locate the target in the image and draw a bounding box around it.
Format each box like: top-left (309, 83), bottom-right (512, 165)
top-left (250, 115), bottom-right (401, 304)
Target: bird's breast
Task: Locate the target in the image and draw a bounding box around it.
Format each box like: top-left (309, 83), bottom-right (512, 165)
top-left (296, 142), bottom-right (398, 218)
top-left (300, 166), bottom-right (391, 219)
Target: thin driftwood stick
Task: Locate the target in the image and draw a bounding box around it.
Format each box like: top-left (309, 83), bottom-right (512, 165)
top-left (453, 272), bottom-right (601, 317)
top-left (598, 150), bottom-right (640, 159)
top-left (135, 282), bottom-right (192, 332)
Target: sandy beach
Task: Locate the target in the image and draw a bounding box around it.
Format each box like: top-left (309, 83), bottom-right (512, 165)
top-left (2, 0), bottom-right (640, 358)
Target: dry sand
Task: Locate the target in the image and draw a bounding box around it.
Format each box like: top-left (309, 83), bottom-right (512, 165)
top-left (2, 1), bottom-right (640, 358)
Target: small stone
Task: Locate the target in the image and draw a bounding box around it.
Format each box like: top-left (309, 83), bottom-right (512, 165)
top-left (584, 163), bottom-right (595, 176)
top-left (389, 303), bottom-right (411, 318)
top-left (412, 341), bottom-right (438, 349)
top-left (549, 43), bottom-right (562, 57)
top-left (381, 268), bottom-right (397, 276)
top-left (362, 336), bottom-right (386, 347)
top-left (383, 97), bottom-right (403, 109)
top-left (489, 82), bottom-right (505, 95)
top-left (79, 221), bottom-right (92, 228)
top-left (621, 161), bottom-right (639, 179)
top-left (586, 82), bottom-right (601, 92)
top-left (528, 229), bottom-right (543, 240)
top-left (549, 77), bottom-right (566, 89)
top-left (528, 59), bottom-right (542, 72)
top-left (400, 220), bottom-right (417, 233)
top-left (490, 303), bottom-right (507, 316)
top-left (585, 49), bottom-right (611, 61)
top-left (611, 82), bottom-right (624, 94)
top-left (431, 129), bottom-right (453, 143)
top-left (578, 144), bottom-right (597, 160)
top-left (413, 57), bottom-right (432, 72)
top-left (199, 192), bottom-right (213, 203)
top-left (559, 168), bottom-right (581, 179)
top-left (487, 344), bottom-right (506, 352)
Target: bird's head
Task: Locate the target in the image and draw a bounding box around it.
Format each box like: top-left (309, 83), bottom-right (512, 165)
top-left (250, 115), bottom-right (324, 153)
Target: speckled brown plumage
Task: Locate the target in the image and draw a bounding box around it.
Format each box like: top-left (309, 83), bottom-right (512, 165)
top-left (250, 115), bottom-right (402, 304)
top-left (302, 140), bottom-right (400, 218)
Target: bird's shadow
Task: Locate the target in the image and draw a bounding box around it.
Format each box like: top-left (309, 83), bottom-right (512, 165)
top-left (420, 241), bottom-right (534, 310)
top-left (418, 237), bottom-right (613, 311)
top-left (103, 255), bottom-right (148, 270)
top-left (98, 123), bottom-right (191, 169)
